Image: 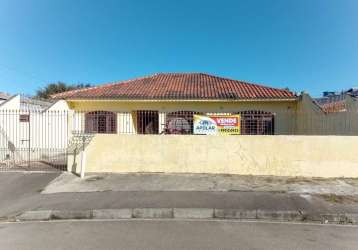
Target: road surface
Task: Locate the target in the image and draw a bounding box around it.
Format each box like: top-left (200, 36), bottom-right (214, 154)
top-left (0, 220), bottom-right (357, 250)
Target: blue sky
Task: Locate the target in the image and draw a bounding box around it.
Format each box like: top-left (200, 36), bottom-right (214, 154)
top-left (0, 0), bottom-right (357, 97)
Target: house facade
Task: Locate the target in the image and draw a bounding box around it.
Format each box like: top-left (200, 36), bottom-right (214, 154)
top-left (50, 73), bottom-right (358, 177)
top-left (53, 73), bottom-right (300, 135)
top-left (52, 73), bottom-right (358, 136)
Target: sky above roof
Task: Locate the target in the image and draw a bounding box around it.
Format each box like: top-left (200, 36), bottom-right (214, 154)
top-left (0, 0), bottom-right (357, 97)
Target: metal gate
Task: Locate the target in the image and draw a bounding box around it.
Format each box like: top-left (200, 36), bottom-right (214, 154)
top-left (0, 110), bottom-right (68, 171)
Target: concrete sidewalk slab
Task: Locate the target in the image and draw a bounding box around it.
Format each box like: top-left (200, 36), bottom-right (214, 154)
top-left (42, 173), bottom-right (358, 196)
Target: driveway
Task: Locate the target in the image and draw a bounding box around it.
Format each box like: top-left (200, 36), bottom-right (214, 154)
top-left (0, 172), bottom-right (60, 218)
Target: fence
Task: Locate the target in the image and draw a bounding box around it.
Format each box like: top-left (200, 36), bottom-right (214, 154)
top-left (71, 110), bottom-right (358, 136)
top-left (0, 110), bottom-right (68, 171)
top-left (1, 108), bottom-right (358, 172)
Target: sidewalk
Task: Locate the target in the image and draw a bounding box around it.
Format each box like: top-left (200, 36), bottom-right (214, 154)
top-left (1, 172), bottom-right (358, 224)
top-left (44, 172), bottom-right (358, 195)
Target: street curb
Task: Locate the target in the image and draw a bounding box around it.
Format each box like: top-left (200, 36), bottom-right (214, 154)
top-left (93, 209), bottom-right (132, 219)
top-left (133, 208), bottom-right (173, 219)
top-left (174, 208), bottom-right (214, 219)
top-left (17, 210), bottom-right (52, 221)
top-left (14, 208), bottom-right (358, 225)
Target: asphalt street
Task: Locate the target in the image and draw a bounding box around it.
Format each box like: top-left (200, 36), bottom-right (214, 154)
top-left (0, 220), bottom-right (357, 250)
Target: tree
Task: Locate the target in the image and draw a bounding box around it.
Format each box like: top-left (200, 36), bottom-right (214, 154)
top-left (35, 82), bottom-right (91, 99)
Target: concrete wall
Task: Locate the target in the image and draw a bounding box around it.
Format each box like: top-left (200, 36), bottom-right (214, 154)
top-left (69, 134), bottom-right (358, 178)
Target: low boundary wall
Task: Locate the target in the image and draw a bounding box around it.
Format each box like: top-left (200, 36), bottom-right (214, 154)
top-left (68, 135), bottom-right (358, 178)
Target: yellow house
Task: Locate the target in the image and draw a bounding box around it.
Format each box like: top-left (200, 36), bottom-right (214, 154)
top-left (52, 73), bottom-right (358, 177)
top-left (53, 73), bottom-right (300, 135)
top-left (52, 72), bottom-right (358, 136)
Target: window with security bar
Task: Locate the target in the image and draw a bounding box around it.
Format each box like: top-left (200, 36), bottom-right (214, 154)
top-left (19, 114), bottom-right (30, 122)
top-left (85, 111), bottom-right (117, 134)
top-left (70, 109), bottom-right (358, 136)
top-left (239, 111), bottom-right (275, 135)
top-left (165, 111), bottom-right (199, 134)
top-left (136, 111), bottom-right (159, 134)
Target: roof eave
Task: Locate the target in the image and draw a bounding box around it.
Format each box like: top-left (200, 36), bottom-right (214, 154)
top-left (63, 97), bottom-right (298, 102)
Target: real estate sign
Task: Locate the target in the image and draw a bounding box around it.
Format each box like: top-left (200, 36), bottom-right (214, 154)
top-left (193, 115), bottom-right (241, 135)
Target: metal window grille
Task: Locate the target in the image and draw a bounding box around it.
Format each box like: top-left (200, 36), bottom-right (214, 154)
top-left (239, 111), bottom-right (275, 135)
top-left (136, 111), bottom-right (159, 134)
top-left (85, 111), bottom-right (117, 134)
top-left (71, 109), bottom-right (358, 136)
top-left (164, 111), bottom-right (199, 134)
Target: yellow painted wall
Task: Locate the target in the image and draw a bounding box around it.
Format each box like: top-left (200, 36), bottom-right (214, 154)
top-left (68, 134), bottom-right (358, 178)
top-left (68, 100), bottom-right (297, 134)
top-left (66, 96), bottom-right (358, 135)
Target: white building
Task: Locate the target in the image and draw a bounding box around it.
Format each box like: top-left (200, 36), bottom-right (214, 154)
top-left (0, 92), bottom-right (10, 106)
top-left (0, 94), bottom-right (69, 169)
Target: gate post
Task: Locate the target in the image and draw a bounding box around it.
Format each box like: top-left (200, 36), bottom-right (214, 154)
top-left (66, 110), bottom-right (74, 172)
top-left (27, 110), bottom-right (31, 168)
top-left (80, 135), bottom-right (86, 178)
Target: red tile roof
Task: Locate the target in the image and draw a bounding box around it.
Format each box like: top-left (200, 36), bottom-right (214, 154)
top-left (52, 73), bottom-right (296, 100)
top-left (320, 100), bottom-right (347, 113)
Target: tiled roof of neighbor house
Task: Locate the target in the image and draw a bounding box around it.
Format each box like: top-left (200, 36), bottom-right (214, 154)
top-left (52, 73), bottom-right (296, 100)
top-left (319, 100), bottom-right (347, 113)
top-left (0, 92), bottom-right (11, 100)
top-left (20, 96), bottom-right (53, 110)
top-left (315, 87), bottom-right (358, 113)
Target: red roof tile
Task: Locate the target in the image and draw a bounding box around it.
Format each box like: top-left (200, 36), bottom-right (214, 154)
top-left (52, 73), bottom-right (296, 100)
top-left (319, 100), bottom-right (347, 113)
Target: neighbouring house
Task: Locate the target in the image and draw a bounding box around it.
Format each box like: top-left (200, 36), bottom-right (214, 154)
top-left (51, 72), bottom-right (358, 136)
top-left (315, 88), bottom-right (358, 113)
top-left (0, 94), bottom-right (69, 169)
top-left (0, 92), bottom-right (11, 105)
top-left (0, 94), bottom-right (69, 111)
